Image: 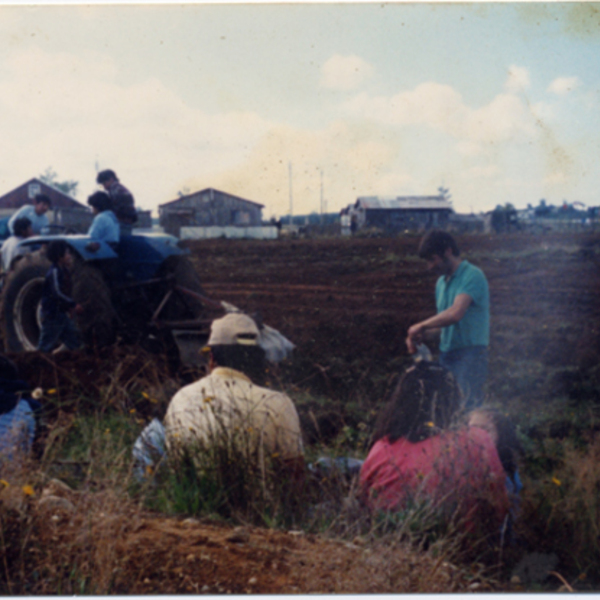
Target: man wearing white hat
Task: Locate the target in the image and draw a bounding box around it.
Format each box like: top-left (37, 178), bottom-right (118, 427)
top-left (164, 313), bottom-right (304, 475)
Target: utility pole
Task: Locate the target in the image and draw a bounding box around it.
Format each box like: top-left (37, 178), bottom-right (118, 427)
top-left (288, 162), bottom-right (293, 227)
top-left (320, 169), bottom-right (324, 225)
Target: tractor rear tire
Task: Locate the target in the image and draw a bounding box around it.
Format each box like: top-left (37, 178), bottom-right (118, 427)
top-left (0, 253), bottom-right (117, 353)
top-left (1, 252), bottom-right (50, 352)
top-left (71, 260), bottom-right (117, 348)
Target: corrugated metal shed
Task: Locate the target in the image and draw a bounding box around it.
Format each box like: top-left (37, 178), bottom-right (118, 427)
top-left (158, 187), bottom-right (265, 237)
top-left (0, 178), bottom-right (84, 210)
top-left (160, 188), bottom-right (264, 210)
top-left (355, 196), bottom-right (452, 211)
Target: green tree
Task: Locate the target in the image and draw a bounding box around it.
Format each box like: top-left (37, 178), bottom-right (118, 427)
top-left (39, 167), bottom-right (78, 197)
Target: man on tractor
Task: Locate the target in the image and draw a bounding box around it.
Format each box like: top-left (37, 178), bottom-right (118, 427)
top-left (96, 169), bottom-right (137, 233)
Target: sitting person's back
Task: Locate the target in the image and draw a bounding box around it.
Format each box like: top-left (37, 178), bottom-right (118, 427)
top-left (164, 313), bottom-right (304, 474)
top-left (360, 362), bottom-right (508, 530)
top-left (87, 191), bottom-right (120, 244)
top-left (0, 356), bottom-right (40, 461)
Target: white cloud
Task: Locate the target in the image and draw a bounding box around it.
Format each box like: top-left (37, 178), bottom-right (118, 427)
top-left (343, 83), bottom-right (535, 145)
top-left (505, 65), bottom-right (530, 93)
top-left (320, 54), bottom-right (374, 91)
top-left (531, 101), bottom-right (554, 122)
top-left (343, 83), bottom-right (467, 134)
top-left (0, 46), bottom-right (273, 210)
top-left (465, 93), bottom-right (535, 143)
top-left (548, 76), bottom-right (581, 95)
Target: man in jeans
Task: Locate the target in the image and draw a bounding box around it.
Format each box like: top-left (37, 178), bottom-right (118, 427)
top-left (406, 230), bottom-right (489, 408)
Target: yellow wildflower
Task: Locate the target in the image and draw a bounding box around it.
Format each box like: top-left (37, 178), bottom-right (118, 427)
top-left (47, 389), bottom-right (57, 395)
top-left (22, 485), bottom-right (34, 496)
top-left (425, 422), bottom-right (435, 428)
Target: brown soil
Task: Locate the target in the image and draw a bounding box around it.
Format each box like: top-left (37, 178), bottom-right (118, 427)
top-left (189, 232), bottom-right (600, 408)
top-left (3, 485), bottom-right (483, 595)
top-left (5, 231), bottom-right (600, 593)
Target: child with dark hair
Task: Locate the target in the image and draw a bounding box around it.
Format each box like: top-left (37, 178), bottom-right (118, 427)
top-left (360, 361), bottom-right (508, 530)
top-left (37, 240), bottom-right (83, 353)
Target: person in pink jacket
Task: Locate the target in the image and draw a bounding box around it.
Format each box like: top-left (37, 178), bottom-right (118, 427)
top-left (360, 361), bottom-right (509, 532)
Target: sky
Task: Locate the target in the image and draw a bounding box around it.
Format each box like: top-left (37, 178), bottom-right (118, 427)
top-left (0, 2), bottom-right (598, 217)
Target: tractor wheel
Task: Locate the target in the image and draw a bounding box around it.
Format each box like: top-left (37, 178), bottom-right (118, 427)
top-left (159, 255), bottom-right (206, 320)
top-left (71, 260), bottom-right (117, 348)
top-left (1, 252), bottom-right (50, 352)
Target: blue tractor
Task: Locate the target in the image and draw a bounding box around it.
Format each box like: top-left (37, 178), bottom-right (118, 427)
top-left (0, 232), bottom-right (213, 361)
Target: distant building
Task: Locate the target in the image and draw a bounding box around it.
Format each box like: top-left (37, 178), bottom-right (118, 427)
top-left (158, 188), bottom-right (265, 238)
top-left (0, 178), bottom-right (85, 214)
top-left (0, 178), bottom-right (93, 233)
top-left (343, 195), bottom-right (453, 234)
top-left (448, 213), bottom-right (486, 234)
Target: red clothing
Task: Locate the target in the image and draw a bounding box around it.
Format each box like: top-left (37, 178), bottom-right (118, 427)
top-left (360, 427), bottom-right (509, 527)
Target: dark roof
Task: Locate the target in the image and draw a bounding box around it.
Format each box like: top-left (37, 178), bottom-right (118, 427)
top-left (159, 187), bottom-right (264, 209)
top-left (0, 178), bottom-right (85, 209)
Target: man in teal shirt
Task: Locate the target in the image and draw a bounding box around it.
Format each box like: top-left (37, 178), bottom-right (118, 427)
top-left (406, 230), bottom-right (489, 408)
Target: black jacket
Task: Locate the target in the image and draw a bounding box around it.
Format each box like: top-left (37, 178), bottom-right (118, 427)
top-left (41, 264), bottom-right (76, 318)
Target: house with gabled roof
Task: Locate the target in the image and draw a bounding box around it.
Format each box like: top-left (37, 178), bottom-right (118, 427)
top-left (159, 188), bottom-right (266, 238)
top-left (0, 178), bottom-right (93, 233)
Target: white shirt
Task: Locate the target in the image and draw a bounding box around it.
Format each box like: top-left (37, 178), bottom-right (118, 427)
top-left (164, 367), bottom-right (304, 464)
top-left (1, 236), bottom-right (30, 271)
top-left (8, 205), bottom-right (49, 235)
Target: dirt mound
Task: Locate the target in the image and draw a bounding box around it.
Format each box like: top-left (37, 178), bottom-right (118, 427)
top-left (3, 484), bottom-right (485, 595)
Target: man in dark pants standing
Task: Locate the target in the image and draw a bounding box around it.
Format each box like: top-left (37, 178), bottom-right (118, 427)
top-left (406, 230), bottom-right (490, 409)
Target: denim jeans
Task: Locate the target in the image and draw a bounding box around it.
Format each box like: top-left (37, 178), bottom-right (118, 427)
top-left (37, 312), bottom-right (81, 353)
top-left (439, 346), bottom-right (489, 409)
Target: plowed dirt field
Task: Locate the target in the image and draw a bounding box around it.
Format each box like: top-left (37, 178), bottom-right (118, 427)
top-left (6, 231), bottom-right (600, 594)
